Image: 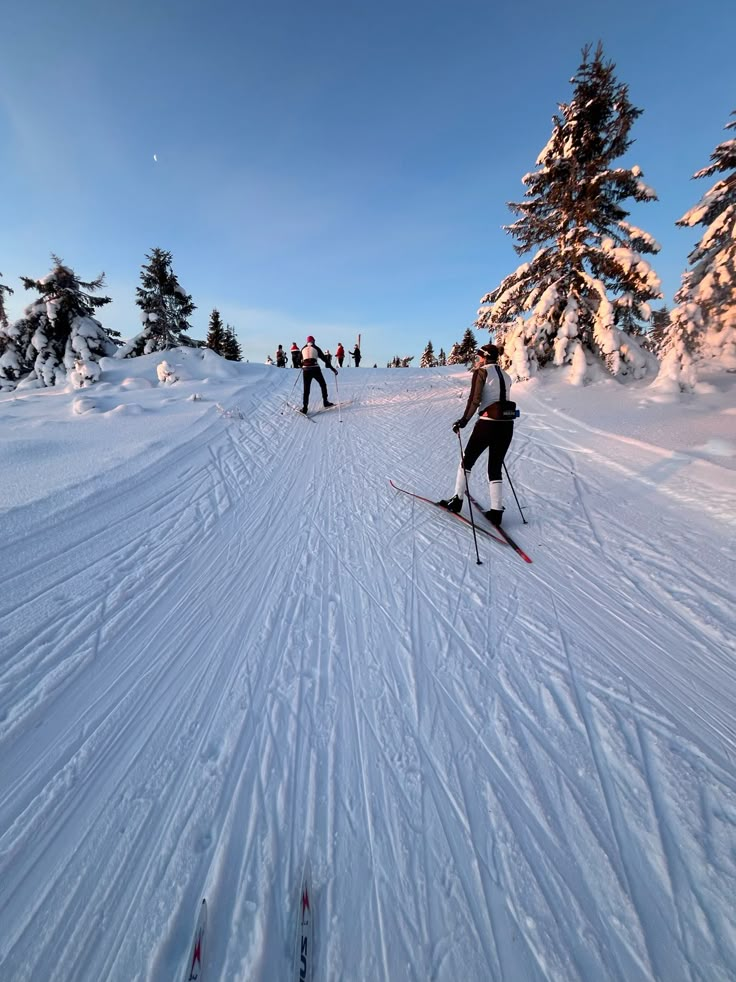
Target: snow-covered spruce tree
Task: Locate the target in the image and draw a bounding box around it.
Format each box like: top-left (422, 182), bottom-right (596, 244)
top-left (667, 109), bottom-right (736, 376)
top-left (420, 340), bottom-right (437, 367)
top-left (222, 325), bottom-right (242, 361)
top-left (447, 328), bottom-right (477, 365)
top-left (206, 308), bottom-right (225, 354)
top-left (437, 347), bottom-right (447, 366)
top-left (0, 257), bottom-right (117, 390)
top-left (120, 248), bottom-right (197, 356)
top-left (477, 44), bottom-right (661, 385)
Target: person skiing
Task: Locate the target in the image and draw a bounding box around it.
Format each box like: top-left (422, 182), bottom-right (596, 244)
top-left (323, 348), bottom-right (333, 369)
top-left (290, 342), bottom-right (302, 368)
top-left (349, 343), bottom-right (361, 367)
top-left (276, 344), bottom-right (287, 368)
top-left (335, 343), bottom-right (345, 368)
top-left (439, 343), bottom-right (514, 526)
top-left (300, 335), bottom-right (338, 413)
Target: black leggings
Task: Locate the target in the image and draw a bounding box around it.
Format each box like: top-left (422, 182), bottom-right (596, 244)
top-left (302, 367), bottom-right (328, 406)
top-left (462, 420), bottom-right (514, 481)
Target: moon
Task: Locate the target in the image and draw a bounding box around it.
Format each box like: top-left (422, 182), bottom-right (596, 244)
top-left (153, 154), bottom-right (158, 162)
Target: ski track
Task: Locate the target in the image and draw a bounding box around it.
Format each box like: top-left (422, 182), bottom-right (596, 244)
top-left (1, 369), bottom-right (735, 981)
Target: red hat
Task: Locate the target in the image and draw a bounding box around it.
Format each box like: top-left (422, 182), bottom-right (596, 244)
top-left (306, 335), bottom-right (315, 343)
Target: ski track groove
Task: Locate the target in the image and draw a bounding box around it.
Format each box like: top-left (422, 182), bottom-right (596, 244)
top-left (2, 370), bottom-right (735, 980)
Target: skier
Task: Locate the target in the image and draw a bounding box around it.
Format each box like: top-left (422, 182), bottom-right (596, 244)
top-left (276, 345), bottom-right (287, 368)
top-left (266, 354), bottom-right (274, 365)
top-left (335, 343), bottom-right (345, 368)
top-left (349, 343), bottom-right (361, 367)
top-left (323, 348), bottom-right (333, 369)
top-left (290, 342), bottom-right (302, 368)
top-left (300, 335), bottom-right (338, 413)
top-left (439, 343), bottom-right (514, 526)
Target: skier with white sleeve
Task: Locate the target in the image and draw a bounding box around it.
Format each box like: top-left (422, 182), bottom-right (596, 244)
top-left (439, 343), bottom-right (515, 526)
top-left (300, 335), bottom-right (337, 413)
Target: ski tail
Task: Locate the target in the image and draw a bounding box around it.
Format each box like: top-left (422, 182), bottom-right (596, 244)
top-left (467, 492), bottom-right (533, 563)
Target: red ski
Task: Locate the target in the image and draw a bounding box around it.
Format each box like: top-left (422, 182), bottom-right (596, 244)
top-left (389, 480), bottom-right (509, 547)
top-left (467, 492), bottom-right (533, 564)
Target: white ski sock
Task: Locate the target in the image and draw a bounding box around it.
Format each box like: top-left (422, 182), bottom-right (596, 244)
top-left (454, 463), bottom-right (467, 498)
top-left (490, 480), bottom-right (503, 510)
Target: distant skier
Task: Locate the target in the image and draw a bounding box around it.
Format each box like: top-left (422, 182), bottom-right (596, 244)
top-left (335, 343), bottom-right (345, 368)
top-left (300, 335), bottom-right (338, 414)
top-left (290, 342), bottom-right (302, 368)
top-left (438, 343), bottom-right (514, 526)
top-left (276, 345), bottom-right (287, 368)
top-left (349, 343), bottom-right (361, 367)
top-left (266, 354), bottom-right (274, 365)
top-left (323, 348), bottom-right (334, 369)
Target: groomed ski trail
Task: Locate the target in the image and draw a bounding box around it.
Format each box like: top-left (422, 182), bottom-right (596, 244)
top-left (0, 366), bottom-right (734, 981)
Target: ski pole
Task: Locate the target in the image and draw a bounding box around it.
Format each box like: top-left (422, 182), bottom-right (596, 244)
top-left (334, 371), bottom-right (343, 423)
top-left (279, 371), bottom-right (301, 415)
top-left (456, 430), bottom-right (482, 565)
top-left (503, 460), bottom-right (527, 524)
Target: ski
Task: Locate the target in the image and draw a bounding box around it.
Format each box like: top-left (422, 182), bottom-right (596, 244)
top-left (294, 862), bottom-right (313, 982)
top-left (284, 403), bottom-right (316, 422)
top-left (389, 480), bottom-right (507, 548)
top-left (467, 493), bottom-right (533, 564)
top-left (184, 899), bottom-right (207, 981)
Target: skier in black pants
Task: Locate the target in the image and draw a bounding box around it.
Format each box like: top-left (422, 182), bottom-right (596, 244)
top-left (300, 336), bottom-right (338, 413)
top-left (439, 344), bottom-right (514, 526)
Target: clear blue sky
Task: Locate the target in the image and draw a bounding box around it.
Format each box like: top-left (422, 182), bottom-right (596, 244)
top-left (1, 0), bottom-right (734, 366)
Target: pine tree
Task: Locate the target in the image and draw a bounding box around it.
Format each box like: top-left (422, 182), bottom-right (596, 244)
top-left (222, 325), bottom-right (242, 361)
top-left (0, 271), bottom-right (13, 329)
top-left (447, 328), bottom-right (477, 365)
top-left (477, 44), bottom-right (661, 384)
top-left (669, 109), bottom-right (736, 372)
top-left (122, 248), bottom-right (196, 356)
top-left (420, 340), bottom-right (437, 367)
top-left (437, 347), bottom-right (446, 366)
top-left (0, 256), bottom-right (117, 390)
top-left (206, 309), bottom-right (225, 355)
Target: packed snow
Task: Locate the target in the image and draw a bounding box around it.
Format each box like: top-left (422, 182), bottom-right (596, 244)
top-left (1, 351), bottom-right (735, 982)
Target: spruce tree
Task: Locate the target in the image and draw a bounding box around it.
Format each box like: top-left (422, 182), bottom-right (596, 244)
top-left (477, 44), bottom-right (661, 384)
top-left (420, 340), bottom-right (437, 367)
top-left (447, 328), bottom-right (477, 365)
top-left (206, 309), bottom-right (225, 355)
top-left (222, 325), bottom-right (242, 361)
top-left (0, 256), bottom-right (116, 390)
top-left (123, 248), bottom-right (196, 356)
top-left (437, 347), bottom-right (447, 366)
top-left (0, 272), bottom-right (13, 329)
top-left (668, 109), bottom-right (736, 373)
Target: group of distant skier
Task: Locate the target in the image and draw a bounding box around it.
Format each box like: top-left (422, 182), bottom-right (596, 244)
top-left (273, 336), bottom-right (516, 528)
top-left (270, 341), bottom-right (360, 370)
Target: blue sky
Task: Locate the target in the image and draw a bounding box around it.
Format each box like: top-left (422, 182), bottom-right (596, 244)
top-left (1, 0), bottom-right (734, 366)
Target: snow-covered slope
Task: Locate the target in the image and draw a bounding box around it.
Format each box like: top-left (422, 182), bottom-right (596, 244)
top-left (1, 354), bottom-right (735, 982)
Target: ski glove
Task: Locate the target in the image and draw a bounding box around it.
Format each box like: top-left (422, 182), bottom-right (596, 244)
top-left (452, 418), bottom-right (467, 433)
top-left (332, 368), bottom-right (338, 375)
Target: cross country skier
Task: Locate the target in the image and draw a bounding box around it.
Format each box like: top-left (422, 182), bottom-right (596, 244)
top-left (300, 336), bottom-right (338, 413)
top-left (335, 343), bottom-right (345, 368)
top-left (290, 342), bottom-right (302, 368)
top-left (438, 343), bottom-right (514, 526)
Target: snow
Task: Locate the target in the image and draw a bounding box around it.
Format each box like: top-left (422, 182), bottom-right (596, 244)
top-left (1, 353), bottom-right (735, 981)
